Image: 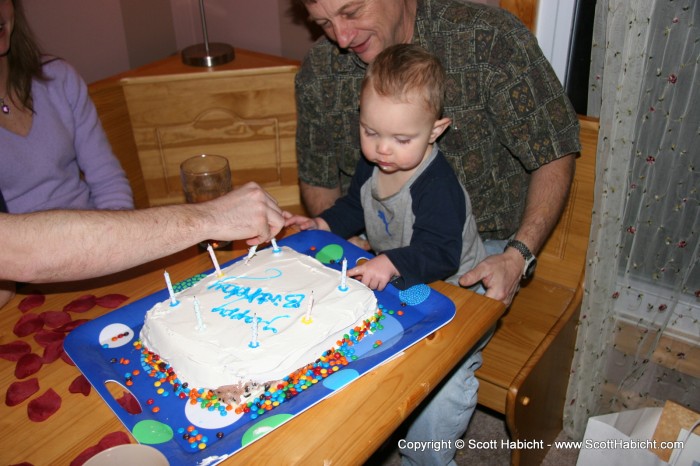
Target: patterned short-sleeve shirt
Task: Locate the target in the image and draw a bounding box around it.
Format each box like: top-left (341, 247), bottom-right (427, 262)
top-left (295, 0), bottom-right (581, 240)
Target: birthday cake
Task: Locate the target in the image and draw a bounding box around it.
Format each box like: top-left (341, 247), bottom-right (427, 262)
top-left (139, 245), bottom-right (378, 405)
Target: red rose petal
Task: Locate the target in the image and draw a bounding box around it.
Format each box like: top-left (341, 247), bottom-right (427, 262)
top-left (40, 310), bottom-right (72, 328)
top-left (97, 431), bottom-right (131, 449)
top-left (13, 313), bottom-right (44, 337)
top-left (68, 375), bottom-right (91, 396)
top-left (56, 319), bottom-right (90, 333)
top-left (27, 388), bottom-right (61, 422)
top-left (34, 329), bottom-right (65, 348)
top-left (18, 294), bottom-right (45, 312)
top-left (95, 294), bottom-right (129, 309)
top-left (63, 295), bottom-right (97, 313)
top-left (0, 340), bottom-right (32, 361)
top-left (15, 353), bottom-right (43, 379)
top-left (5, 378), bottom-right (40, 406)
top-left (42, 341), bottom-right (64, 364)
top-left (61, 351), bottom-right (76, 366)
top-left (116, 391), bottom-right (142, 414)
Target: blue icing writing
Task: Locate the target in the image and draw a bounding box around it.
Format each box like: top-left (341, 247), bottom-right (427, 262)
top-left (210, 303), bottom-right (291, 334)
top-left (220, 267), bottom-right (282, 281)
top-left (208, 279), bottom-right (305, 309)
top-left (202, 268), bottom-right (308, 333)
top-left (207, 269), bottom-right (306, 309)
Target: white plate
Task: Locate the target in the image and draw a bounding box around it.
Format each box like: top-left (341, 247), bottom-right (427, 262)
top-left (83, 444), bottom-right (169, 466)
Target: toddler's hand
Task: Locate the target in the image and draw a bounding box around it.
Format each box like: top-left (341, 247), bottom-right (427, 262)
top-left (347, 254), bottom-right (398, 291)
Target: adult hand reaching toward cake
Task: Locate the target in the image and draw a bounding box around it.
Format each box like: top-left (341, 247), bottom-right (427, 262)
top-left (0, 182), bottom-right (284, 288)
top-left (206, 182), bottom-right (285, 247)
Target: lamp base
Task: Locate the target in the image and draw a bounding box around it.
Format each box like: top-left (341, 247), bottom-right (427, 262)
top-left (181, 42), bottom-right (235, 67)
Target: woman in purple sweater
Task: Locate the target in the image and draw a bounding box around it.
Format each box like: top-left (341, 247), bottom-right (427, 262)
top-left (0, 0), bottom-right (133, 214)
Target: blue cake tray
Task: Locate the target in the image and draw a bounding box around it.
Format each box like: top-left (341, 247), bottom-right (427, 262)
top-left (64, 230), bottom-right (456, 465)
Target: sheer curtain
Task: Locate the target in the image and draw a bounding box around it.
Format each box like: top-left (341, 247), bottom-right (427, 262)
top-left (564, 0), bottom-right (699, 438)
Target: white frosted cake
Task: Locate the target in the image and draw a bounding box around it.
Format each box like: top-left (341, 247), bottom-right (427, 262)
top-left (139, 245), bottom-right (377, 404)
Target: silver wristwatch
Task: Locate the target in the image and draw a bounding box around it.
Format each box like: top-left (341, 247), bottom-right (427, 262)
top-left (506, 239), bottom-right (537, 280)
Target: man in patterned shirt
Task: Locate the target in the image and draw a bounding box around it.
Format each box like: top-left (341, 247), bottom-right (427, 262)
top-left (294, 0), bottom-right (580, 463)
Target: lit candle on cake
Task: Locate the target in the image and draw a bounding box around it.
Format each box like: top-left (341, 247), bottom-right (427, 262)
top-left (249, 313), bottom-right (260, 348)
top-left (193, 296), bottom-right (205, 331)
top-left (301, 291), bottom-right (314, 324)
top-left (164, 270), bottom-right (179, 306)
top-left (244, 245), bottom-right (257, 265)
top-left (207, 243), bottom-right (224, 277)
top-left (271, 238), bottom-right (281, 253)
top-left (339, 258), bottom-right (348, 292)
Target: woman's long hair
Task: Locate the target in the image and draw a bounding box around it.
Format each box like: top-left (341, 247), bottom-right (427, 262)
top-left (6, 0), bottom-right (45, 112)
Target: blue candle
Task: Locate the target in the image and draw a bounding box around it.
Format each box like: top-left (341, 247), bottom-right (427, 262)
top-left (249, 313), bottom-right (260, 348)
top-left (339, 258), bottom-right (348, 292)
top-left (164, 271), bottom-right (179, 306)
top-left (193, 296), bottom-right (205, 331)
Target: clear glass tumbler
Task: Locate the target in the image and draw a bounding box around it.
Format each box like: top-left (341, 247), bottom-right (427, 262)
top-left (180, 154), bottom-right (232, 249)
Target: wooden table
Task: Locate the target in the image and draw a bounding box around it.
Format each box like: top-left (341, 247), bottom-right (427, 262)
top-left (0, 234), bottom-right (504, 465)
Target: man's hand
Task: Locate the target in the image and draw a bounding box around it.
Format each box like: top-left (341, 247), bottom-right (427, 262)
top-left (464, 154), bottom-right (576, 307)
top-left (205, 182), bottom-right (285, 246)
top-left (459, 248), bottom-right (524, 306)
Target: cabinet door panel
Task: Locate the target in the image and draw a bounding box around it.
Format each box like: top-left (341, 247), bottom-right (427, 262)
top-left (122, 67), bottom-right (299, 207)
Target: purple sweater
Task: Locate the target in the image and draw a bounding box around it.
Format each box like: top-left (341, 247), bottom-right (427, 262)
top-left (0, 59), bottom-right (133, 213)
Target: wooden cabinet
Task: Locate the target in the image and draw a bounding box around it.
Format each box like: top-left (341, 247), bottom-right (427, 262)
top-left (117, 49), bottom-right (300, 208)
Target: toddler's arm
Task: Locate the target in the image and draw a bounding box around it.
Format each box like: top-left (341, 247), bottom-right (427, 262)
top-left (283, 212), bottom-right (330, 231)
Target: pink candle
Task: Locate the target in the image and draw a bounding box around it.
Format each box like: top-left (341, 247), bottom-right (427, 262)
top-left (207, 244), bottom-right (223, 276)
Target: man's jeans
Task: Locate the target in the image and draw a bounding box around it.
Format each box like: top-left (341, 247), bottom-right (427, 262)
top-left (400, 239), bottom-right (506, 465)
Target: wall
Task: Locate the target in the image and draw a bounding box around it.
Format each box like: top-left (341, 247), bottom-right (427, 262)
top-left (24, 0), bottom-right (571, 86)
top-left (24, 0), bottom-right (311, 84)
top-left (23, 0), bottom-right (132, 84)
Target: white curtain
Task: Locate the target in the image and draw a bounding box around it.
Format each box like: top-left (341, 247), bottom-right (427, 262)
top-left (564, 0), bottom-right (699, 438)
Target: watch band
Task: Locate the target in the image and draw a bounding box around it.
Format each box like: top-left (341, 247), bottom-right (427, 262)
top-left (506, 239), bottom-right (533, 261)
top-left (506, 239), bottom-right (537, 279)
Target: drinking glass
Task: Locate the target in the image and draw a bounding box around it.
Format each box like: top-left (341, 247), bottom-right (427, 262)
top-left (180, 154), bottom-right (232, 249)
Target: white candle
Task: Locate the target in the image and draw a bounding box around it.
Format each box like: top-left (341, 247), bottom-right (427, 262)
top-left (339, 258), bottom-right (348, 291)
top-left (244, 245), bottom-right (257, 265)
top-left (193, 296), bottom-right (205, 331)
top-left (302, 291), bottom-right (314, 324)
top-left (207, 243), bottom-right (223, 277)
top-left (164, 271), bottom-right (178, 306)
top-left (249, 313), bottom-right (260, 348)
top-left (271, 238), bottom-right (281, 253)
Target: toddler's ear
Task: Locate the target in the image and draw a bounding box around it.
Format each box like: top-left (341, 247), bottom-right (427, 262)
top-left (430, 117), bottom-right (452, 142)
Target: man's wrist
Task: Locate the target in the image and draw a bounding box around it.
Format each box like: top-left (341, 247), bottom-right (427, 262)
top-left (505, 239), bottom-right (537, 280)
